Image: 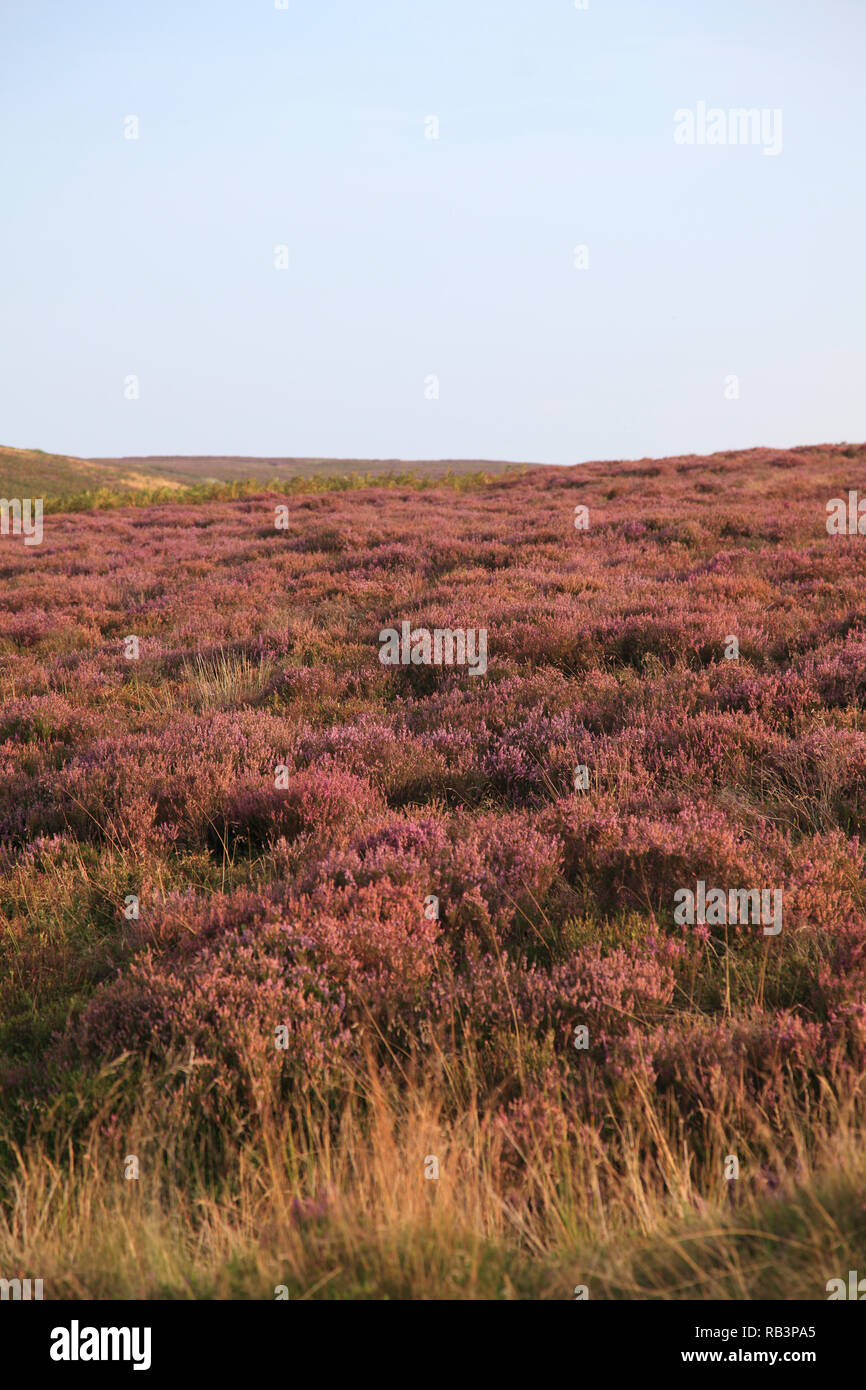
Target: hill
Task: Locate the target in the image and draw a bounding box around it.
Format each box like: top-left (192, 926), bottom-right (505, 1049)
top-left (0, 444), bottom-right (175, 498)
top-left (2, 439), bottom-right (866, 1299)
top-left (0, 443), bottom-right (526, 505)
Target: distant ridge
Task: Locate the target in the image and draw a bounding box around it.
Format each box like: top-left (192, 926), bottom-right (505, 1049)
top-left (2, 441), bottom-right (863, 506)
top-left (0, 445), bottom-right (528, 498)
top-left (87, 453), bottom-right (527, 483)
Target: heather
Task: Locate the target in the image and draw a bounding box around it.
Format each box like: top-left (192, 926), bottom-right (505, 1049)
top-left (2, 441), bottom-right (866, 1298)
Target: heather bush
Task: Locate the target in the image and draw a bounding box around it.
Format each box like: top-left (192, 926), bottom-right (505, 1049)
top-left (3, 441), bottom-right (866, 1296)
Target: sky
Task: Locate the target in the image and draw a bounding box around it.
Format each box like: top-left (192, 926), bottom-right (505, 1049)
top-left (1, 0), bottom-right (864, 466)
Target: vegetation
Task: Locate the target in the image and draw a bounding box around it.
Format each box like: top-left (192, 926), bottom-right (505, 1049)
top-left (1, 441), bottom-right (865, 1298)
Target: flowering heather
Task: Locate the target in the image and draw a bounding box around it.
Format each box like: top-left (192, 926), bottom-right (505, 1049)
top-left (2, 441), bottom-right (866, 1297)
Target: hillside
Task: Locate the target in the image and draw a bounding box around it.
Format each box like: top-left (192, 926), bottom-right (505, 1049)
top-left (1, 440), bottom-right (866, 1299)
top-left (0, 444), bottom-right (175, 498)
top-left (0, 443), bottom-right (526, 505)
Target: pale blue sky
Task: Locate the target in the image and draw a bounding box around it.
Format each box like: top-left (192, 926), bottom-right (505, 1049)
top-left (1, 0), bottom-right (864, 464)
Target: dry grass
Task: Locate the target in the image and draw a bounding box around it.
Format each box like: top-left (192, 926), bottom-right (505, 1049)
top-left (182, 652), bottom-right (275, 714)
top-left (2, 1053), bottom-right (864, 1300)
